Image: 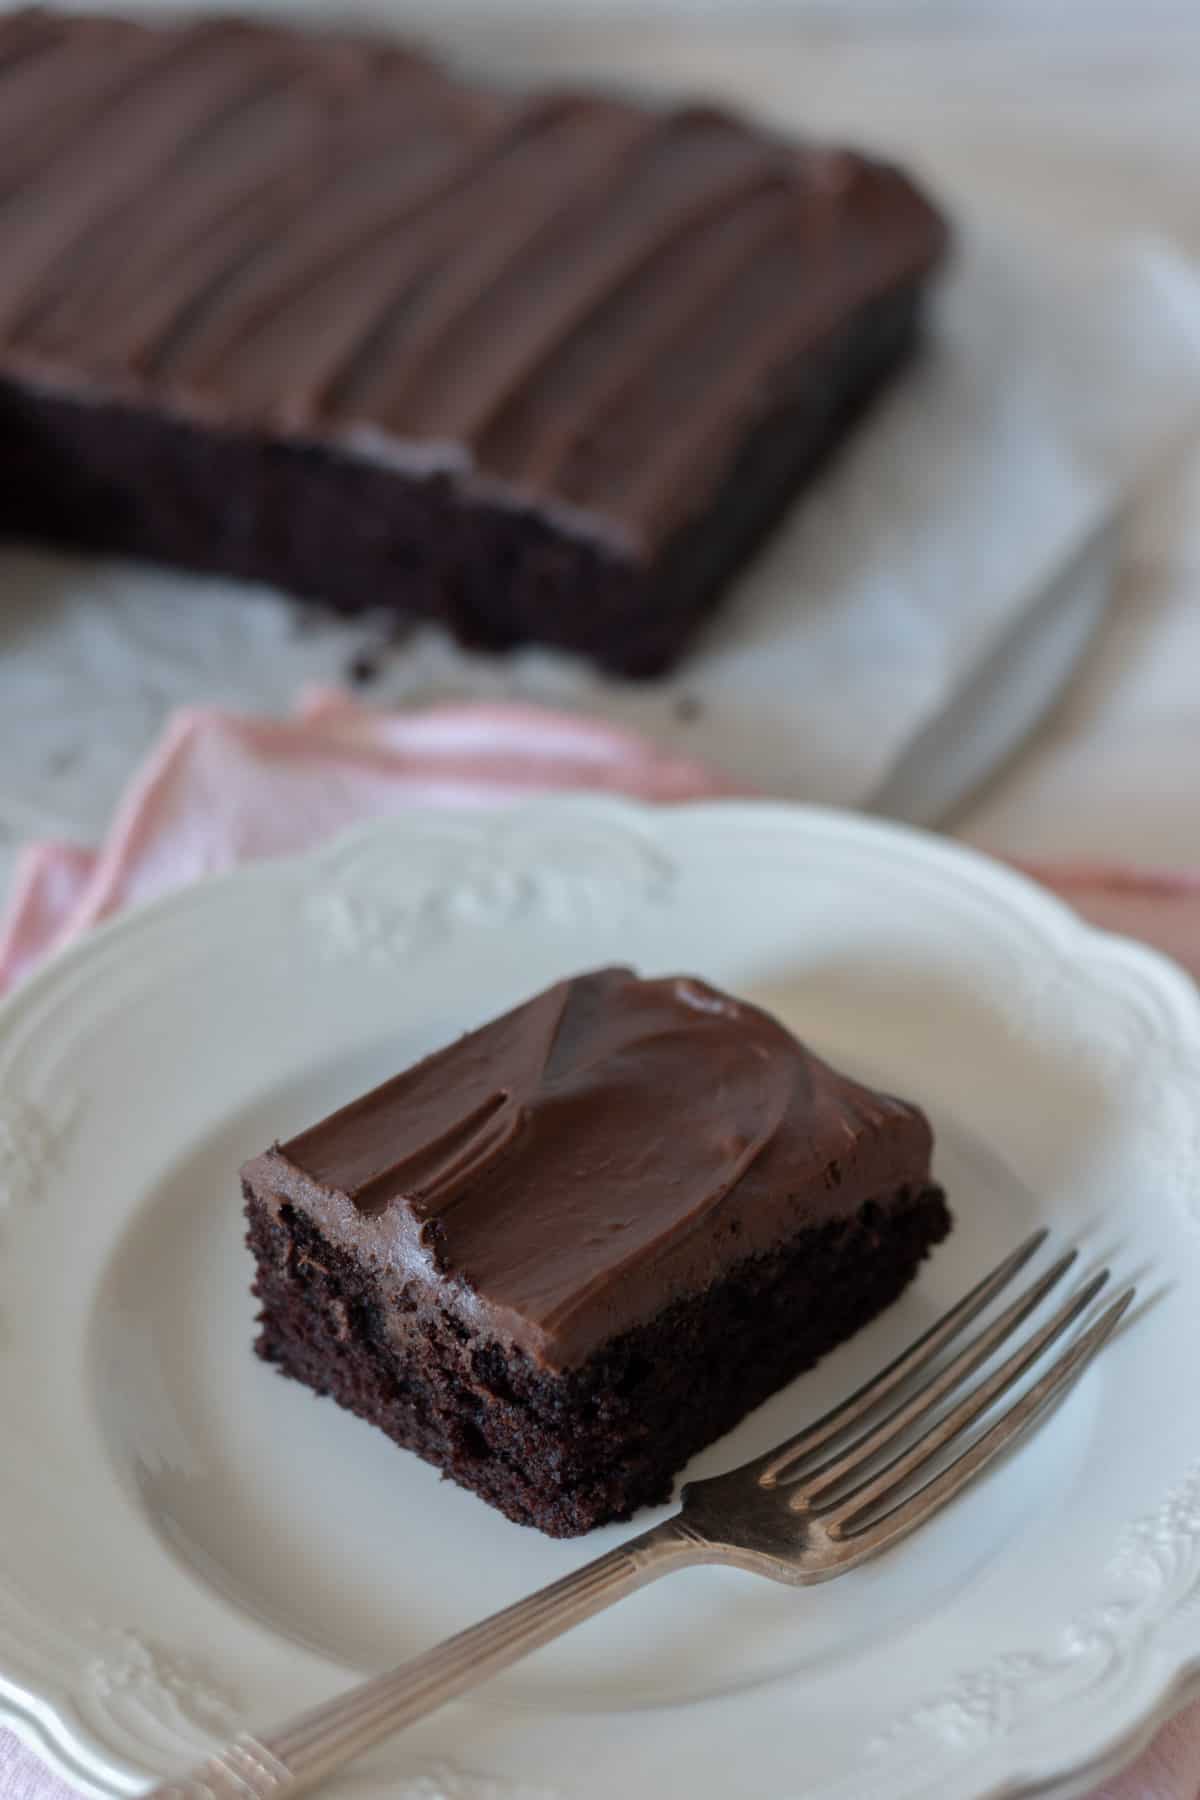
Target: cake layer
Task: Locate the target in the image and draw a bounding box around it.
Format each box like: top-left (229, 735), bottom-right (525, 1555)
top-left (243, 968), bottom-right (937, 1369)
top-left (247, 1180), bottom-right (951, 1535)
top-left (0, 11), bottom-right (947, 671)
top-left (0, 281), bottom-right (920, 674)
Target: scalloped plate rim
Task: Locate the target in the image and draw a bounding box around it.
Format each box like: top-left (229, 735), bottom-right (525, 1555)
top-left (1, 795), bottom-right (1199, 1800)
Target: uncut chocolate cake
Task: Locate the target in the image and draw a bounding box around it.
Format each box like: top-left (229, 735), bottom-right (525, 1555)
top-left (0, 11), bottom-right (947, 675)
top-left (243, 968), bottom-right (950, 1535)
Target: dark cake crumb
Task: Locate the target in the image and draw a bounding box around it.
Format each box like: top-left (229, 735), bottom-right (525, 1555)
top-left (248, 1183), bottom-right (949, 1535)
top-left (241, 968), bottom-right (951, 1534)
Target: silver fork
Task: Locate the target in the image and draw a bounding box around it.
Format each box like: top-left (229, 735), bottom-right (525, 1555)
top-left (152, 1231), bottom-right (1132, 1800)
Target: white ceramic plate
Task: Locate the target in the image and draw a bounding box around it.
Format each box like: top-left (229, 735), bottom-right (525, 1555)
top-left (2, 800), bottom-right (1200, 1800)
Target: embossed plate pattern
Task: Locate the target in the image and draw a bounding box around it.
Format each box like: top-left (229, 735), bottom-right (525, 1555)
top-left (1, 799), bottom-right (1199, 1800)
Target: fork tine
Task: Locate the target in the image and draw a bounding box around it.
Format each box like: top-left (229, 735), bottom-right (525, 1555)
top-left (822, 1268), bottom-right (1112, 1530)
top-left (759, 1228), bottom-right (1048, 1486)
top-left (837, 1288), bottom-right (1135, 1560)
top-left (791, 1248), bottom-right (1078, 1507)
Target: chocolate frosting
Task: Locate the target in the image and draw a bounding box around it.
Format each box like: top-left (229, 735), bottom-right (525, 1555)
top-left (0, 11), bottom-right (947, 552)
top-left (244, 968), bottom-right (935, 1369)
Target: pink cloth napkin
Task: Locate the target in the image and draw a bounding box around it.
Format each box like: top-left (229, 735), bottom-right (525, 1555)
top-left (0, 691), bottom-right (740, 991)
top-left (1, 695), bottom-right (1197, 1800)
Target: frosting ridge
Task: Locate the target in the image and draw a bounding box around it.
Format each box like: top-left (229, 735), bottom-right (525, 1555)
top-left (245, 968), bottom-right (936, 1367)
top-left (0, 11), bottom-right (948, 553)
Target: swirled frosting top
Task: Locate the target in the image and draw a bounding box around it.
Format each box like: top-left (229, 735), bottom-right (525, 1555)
top-left (0, 10), bottom-right (946, 552)
top-left (244, 968), bottom-right (935, 1368)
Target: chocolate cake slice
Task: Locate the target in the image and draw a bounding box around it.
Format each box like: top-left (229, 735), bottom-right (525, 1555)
top-left (0, 11), bottom-right (947, 675)
top-left (243, 969), bottom-right (950, 1535)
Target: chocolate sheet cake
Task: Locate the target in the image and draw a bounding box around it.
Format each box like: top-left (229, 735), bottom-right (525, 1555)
top-left (0, 11), bottom-right (947, 674)
top-left (243, 968), bottom-right (950, 1535)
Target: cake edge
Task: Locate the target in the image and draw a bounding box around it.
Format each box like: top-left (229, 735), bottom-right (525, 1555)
top-left (0, 273), bottom-right (929, 676)
top-left (244, 1178), bottom-right (952, 1536)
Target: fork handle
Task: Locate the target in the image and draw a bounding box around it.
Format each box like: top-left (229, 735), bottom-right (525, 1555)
top-left (149, 1515), bottom-right (706, 1799)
